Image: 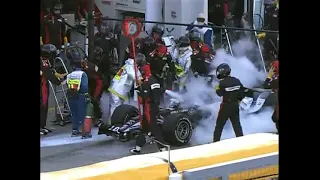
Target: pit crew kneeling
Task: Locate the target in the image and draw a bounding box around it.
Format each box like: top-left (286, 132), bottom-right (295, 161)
top-left (130, 64), bottom-right (167, 154)
top-left (107, 53), bottom-right (142, 125)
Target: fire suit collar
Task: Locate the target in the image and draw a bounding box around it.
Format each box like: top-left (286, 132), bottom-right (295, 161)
top-left (75, 68), bottom-right (82, 71)
top-left (125, 58), bottom-right (134, 65)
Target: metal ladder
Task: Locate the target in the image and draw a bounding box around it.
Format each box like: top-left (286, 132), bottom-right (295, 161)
top-left (50, 45), bottom-right (89, 126)
top-left (49, 55), bottom-right (72, 126)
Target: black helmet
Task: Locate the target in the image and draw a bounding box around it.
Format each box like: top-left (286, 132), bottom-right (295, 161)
top-left (144, 36), bottom-right (155, 46)
top-left (178, 36), bottom-right (190, 48)
top-left (41, 44), bottom-right (57, 59)
top-left (114, 23), bottom-right (122, 34)
top-left (92, 47), bottom-right (103, 63)
top-left (66, 47), bottom-right (82, 63)
top-left (189, 31), bottom-right (201, 41)
top-left (152, 24), bottom-right (164, 36)
top-left (135, 53), bottom-right (146, 67)
top-left (216, 63), bottom-right (231, 80)
top-left (52, 2), bottom-right (63, 15)
top-left (100, 19), bottom-right (110, 34)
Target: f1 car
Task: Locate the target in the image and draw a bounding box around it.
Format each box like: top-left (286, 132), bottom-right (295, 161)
top-left (98, 98), bottom-right (211, 146)
top-left (240, 88), bottom-right (277, 114)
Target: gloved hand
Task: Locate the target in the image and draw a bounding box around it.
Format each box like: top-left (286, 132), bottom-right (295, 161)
top-left (215, 85), bottom-right (220, 90)
top-left (85, 93), bottom-right (91, 103)
top-left (267, 67), bottom-right (274, 79)
top-left (257, 33), bottom-right (266, 39)
top-left (55, 72), bottom-right (67, 79)
top-left (40, 70), bottom-right (43, 76)
top-left (63, 37), bottom-right (68, 46)
top-left (61, 80), bottom-right (67, 85)
top-left (40, 36), bottom-right (43, 45)
top-left (79, 18), bottom-right (88, 27)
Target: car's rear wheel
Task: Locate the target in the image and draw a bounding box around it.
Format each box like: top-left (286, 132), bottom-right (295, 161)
top-left (162, 114), bottom-right (193, 146)
top-left (111, 104), bottom-right (138, 125)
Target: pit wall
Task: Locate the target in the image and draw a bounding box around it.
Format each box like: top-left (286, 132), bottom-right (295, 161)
top-left (41, 133), bottom-right (278, 180)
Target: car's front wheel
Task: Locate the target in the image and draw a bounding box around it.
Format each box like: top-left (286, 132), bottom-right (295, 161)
top-left (162, 114), bottom-right (193, 146)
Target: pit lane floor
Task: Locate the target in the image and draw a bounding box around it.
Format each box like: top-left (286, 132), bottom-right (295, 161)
top-left (41, 86), bottom-right (277, 173)
top-left (41, 88), bottom-right (192, 172)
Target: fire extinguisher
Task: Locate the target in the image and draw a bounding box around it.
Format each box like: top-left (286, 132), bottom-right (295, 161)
top-left (82, 98), bottom-right (94, 139)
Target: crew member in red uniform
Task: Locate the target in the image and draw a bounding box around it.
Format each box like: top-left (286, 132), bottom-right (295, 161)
top-left (130, 63), bottom-right (167, 154)
top-left (189, 30), bottom-right (203, 53)
top-left (192, 44), bottom-right (215, 77)
top-left (40, 44), bottom-right (65, 135)
top-left (264, 60), bottom-right (279, 133)
top-left (148, 44), bottom-right (176, 90)
top-left (40, 1), bottom-right (68, 48)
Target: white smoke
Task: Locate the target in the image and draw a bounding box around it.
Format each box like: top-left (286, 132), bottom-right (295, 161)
top-left (175, 39), bottom-right (276, 145)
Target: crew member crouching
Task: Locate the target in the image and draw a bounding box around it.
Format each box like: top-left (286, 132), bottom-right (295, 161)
top-left (107, 53), bottom-right (143, 125)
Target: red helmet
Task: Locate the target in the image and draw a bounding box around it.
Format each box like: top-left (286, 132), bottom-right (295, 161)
top-left (190, 41), bottom-right (199, 49)
top-left (272, 60), bottom-right (279, 75)
top-left (140, 64), bottom-right (152, 80)
top-left (201, 44), bottom-right (210, 53)
top-left (157, 44), bottom-right (167, 54)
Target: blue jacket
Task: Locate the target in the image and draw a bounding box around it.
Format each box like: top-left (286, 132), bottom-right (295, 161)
top-left (68, 68), bottom-right (89, 94)
top-left (186, 21), bottom-right (214, 50)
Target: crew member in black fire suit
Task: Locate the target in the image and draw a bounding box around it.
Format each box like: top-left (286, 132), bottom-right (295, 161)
top-left (40, 44), bottom-right (65, 135)
top-left (142, 36), bottom-right (158, 61)
top-left (213, 63), bottom-right (245, 142)
top-left (94, 20), bottom-right (112, 56)
top-left (149, 44), bottom-right (176, 90)
top-left (191, 44), bottom-right (214, 77)
top-left (264, 60), bottom-right (279, 133)
top-left (130, 63), bottom-right (167, 154)
top-left (40, 1), bottom-right (68, 48)
top-left (85, 47), bottom-right (111, 126)
top-left (150, 24), bottom-right (165, 45)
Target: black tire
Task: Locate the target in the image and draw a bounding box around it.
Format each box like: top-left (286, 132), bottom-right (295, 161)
top-left (162, 113), bottom-right (193, 146)
top-left (111, 104), bottom-right (138, 125)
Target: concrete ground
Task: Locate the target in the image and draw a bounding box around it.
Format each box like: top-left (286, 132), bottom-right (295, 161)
top-left (40, 87), bottom-right (192, 173)
top-left (40, 36), bottom-right (273, 173)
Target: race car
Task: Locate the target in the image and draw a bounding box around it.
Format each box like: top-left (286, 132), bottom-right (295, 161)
top-left (240, 87), bottom-right (277, 114)
top-left (98, 98), bottom-right (211, 146)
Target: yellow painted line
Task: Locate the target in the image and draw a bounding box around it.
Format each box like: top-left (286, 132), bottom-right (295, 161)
top-left (41, 133), bottom-right (279, 180)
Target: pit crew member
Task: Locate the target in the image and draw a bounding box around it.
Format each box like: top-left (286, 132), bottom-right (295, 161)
top-left (172, 36), bottom-right (193, 92)
top-left (66, 55), bottom-right (89, 137)
top-left (40, 2), bottom-right (68, 48)
top-left (186, 13), bottom-right (214, 51)
top-left (130, 64), bottom-right (167, 154)
top-left (107, 53), bottom-right (143, 124)
top-left (149, 44), bottom-right (176, 90)
top-left (264, 60), bottom-right (279, 133)
top-left (40, 44), bottom-right (65, 135)
top-left (214, 63), bottom-right (244, 142)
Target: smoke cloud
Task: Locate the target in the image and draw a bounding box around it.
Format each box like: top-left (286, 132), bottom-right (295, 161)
top-left (173, 39), bottom-right (276, 145)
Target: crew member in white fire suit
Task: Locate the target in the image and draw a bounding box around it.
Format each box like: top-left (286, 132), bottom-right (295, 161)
top-left (186, 13), bottom-right (214, 51)
top-left (172, 36), bottom-right (193, 92)
top-left (107, 53), bottom-right (143, 123)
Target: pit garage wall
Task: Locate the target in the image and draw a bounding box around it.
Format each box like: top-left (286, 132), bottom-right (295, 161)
top-left (95, 0), bottom-right (208, 38)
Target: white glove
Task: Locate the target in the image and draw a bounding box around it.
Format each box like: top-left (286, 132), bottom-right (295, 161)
top-left (61, 80), bottom-right (67, 85)
top-left (40, 70), bottom-right (43, 76)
